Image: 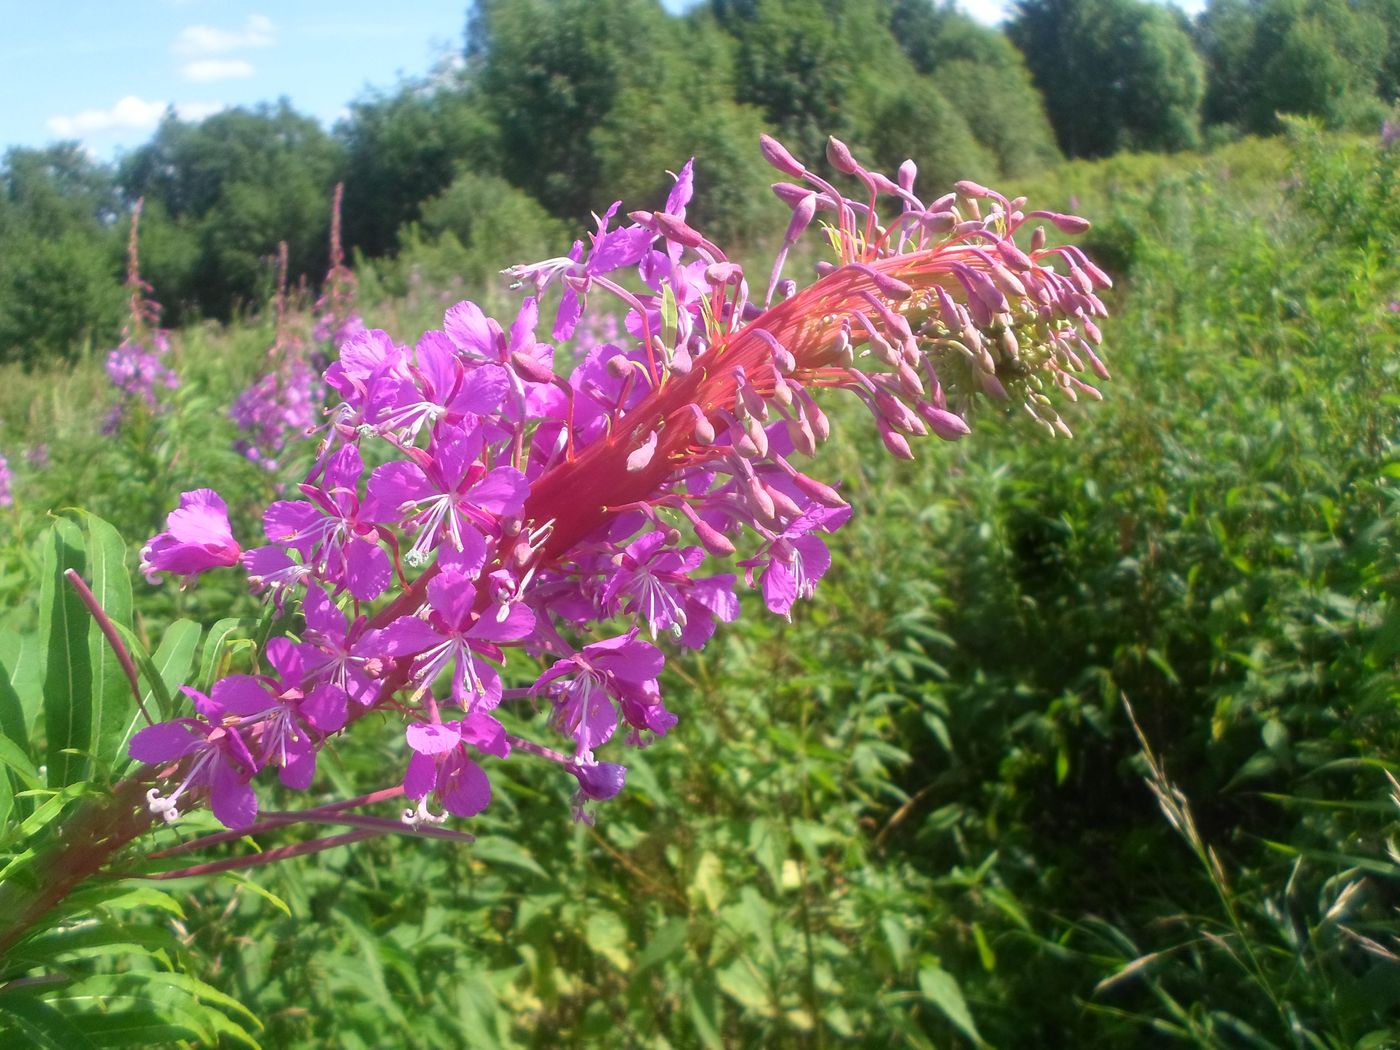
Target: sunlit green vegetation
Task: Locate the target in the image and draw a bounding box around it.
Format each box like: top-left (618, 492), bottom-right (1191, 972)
top-left (0, 113), bottom-right (1396, 1046)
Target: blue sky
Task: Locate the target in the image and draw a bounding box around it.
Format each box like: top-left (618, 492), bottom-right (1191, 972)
top-left (0, 1), bottom-right (476, 160)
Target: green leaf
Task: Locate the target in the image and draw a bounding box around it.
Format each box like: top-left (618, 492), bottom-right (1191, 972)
top-left (38, 519), bottom-right (92, 788)
top-left (69, 1010), bottom-right (200, 1047)
top-left (0, 609), bottom-right (43, 739)
top-left (633, 918), bottom-right (688, 975)
top-left (146, 619), bottom-right (201, 717)
top-left (468, 836), bottom-right (546, 878)
top-left (0, 734), bottom-right (41, 790)
top-left (0, 993), bottom-right (99, 1049)
top-left (0, 646), bottom-right (30, 755)
top-left (690, 850), bottom-right (725, 912)
top-left (687, 979), bottom-right (725, 1050)
top-left (222, 872), bottom-right (291, 917)
top-left (748, 818), bottom-right (787, 891)
top-left (72, 511), bottom-right (135, 773)
top-left (0, 760), bottom-right (11, 836)
top-left (585, 911), bottom-right (631, 972)
top-left (918, 964), bottom-right (982, 1045)
top-left (197, 618), bottom-right (243, 694)
top-left (882, 915), bottom-right (910, 971)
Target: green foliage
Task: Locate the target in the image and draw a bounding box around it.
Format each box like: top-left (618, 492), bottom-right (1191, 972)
top-left (339, 76), bottom-right (501, 261)
top-left (0, 514), bottom-right (262, 1046)
top-left (3, 104), bottom-right (1400, 1050)
top-left (0, 147), bottom-right (125, 367)
top-left (889, 0), bottom-right (1063, 176)
top-left (120, 103), bottom-right (345, 321)
top-left (1196, 0), bottom-right (1398, 135)
top-left (1011, 0), bottom-right (1206, 156)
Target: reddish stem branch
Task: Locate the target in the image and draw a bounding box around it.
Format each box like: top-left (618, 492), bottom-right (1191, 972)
top-left (63, 569), bottom-right (154, 727)
top-left (144, 830), bottom-right (377, 880)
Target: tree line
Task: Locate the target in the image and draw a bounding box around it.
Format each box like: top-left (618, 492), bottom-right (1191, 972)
top-left (2, 0), bottom-right (1397, 366)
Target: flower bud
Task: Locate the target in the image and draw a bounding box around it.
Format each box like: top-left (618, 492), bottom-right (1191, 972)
top-left (760, 134), bottom-right (806, 178)
top-left (826, 136), bottom-right (858, 175)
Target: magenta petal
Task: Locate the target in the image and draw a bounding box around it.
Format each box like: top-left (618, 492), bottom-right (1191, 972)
top-left (761, 560), bottom-right (797, 616)
top-left (302, 590), bottom-right (347, 637)
top-left (164, 489), bottom-right (233, 545)
top-left (553, 289), bottom-right (583, 341)
top-left (404, 750), bottom-right (438, 800)
top-left (415, 329), bottom-right (459, 395)
top-left (344, 538), bottom-right (391, 602)
top-left (508, 297), bottom-right (540, 352)
top-left (379, 617), bottom-right (445, 657)
top-left (212, 676), bottom-right (273, 717)
top-left (454, 364), bottom-right (510, 417)
top-left (323, 444), bottom-right (365, 494)
top-left (444, 300), bottom-right (497, 356)
top-left (592, 637), bottom-right (665, 682)
top-left (209, 765), bottom-right (258, 829)
top-left (458, 713), bottom-right (509, 758)
top-left (279, 743), bottom-right (317, 791)
top-left (432, 426), bottom-right (486, 490)
top-left (467, 602), bottom-right (535, 643)
top-left (265, 637), bottom-right (303, 682)
top-left (406, 721), bottom-right (463, 755)
top-left (665, 158), bottom-right (695, 216)
top-left (440, 755), bottom-right (491, 818)
top-left (302, 683), bottom-right (349, 733)
top-left (129, 721), bottom-right (203, 763)
top-left (264, 500), bottom-right (321, 549)
top-left (468, 467), bottom-right (529, 517)
top-left (366, 461), bottom-right (431, 520)
top-left (572, 761), bottom-right (627, 801)
top-left (427, 571), bottom-right (478, 630)
top-left (437, 529), bottom-right (487, 579)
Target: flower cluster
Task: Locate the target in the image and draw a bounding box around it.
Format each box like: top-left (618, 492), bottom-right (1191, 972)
top-left (0, 454), bottom-right (12, 508)
top-left (105, 199), bottom-right (178, 433)
top-left (233, 188), bottom-right (362, 472)
top-left (135, 135), bottom-right (1111, 831)
top-left (231, 243), bottom-right (326, 472)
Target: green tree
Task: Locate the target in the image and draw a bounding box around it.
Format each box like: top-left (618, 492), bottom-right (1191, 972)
top-left (472, 0), bottom-right (686, 219)
top-left (0, 146), bottom-right (125, 365)
top-left (709, 0), bottom-right (904, 166)
top-left (1009, 0), bottom-right (1206, 156)
top-left (120, 102), bottom-right (345, 320)
top-left (338, 73), bottom-right (499, 261)
top-left (1197, 0), bottom-right (1394, 134)
top-left (889, 0), bottom-right (1063, 176)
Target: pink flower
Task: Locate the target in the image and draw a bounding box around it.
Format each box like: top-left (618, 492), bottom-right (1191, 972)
top-left (140, 489), bottom-right (242, 584)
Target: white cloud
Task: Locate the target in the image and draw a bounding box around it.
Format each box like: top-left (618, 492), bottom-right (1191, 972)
top-left (181, 58), bottom-right (255, 82)
top-left (173, 14), bottom-right (273, 56)
top-left (47, 96), bottom-right (168, 137)
top-left (46, 96), bottom-right (228, 139)
top-left (174, 101), bottom-right (226, 123)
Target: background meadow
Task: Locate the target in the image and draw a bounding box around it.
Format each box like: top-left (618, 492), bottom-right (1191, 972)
top-left (2, 2), bottom-right (1399, 1046)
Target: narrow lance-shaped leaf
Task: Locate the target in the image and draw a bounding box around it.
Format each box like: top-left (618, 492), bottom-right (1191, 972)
top-left (196, 617), bottom-right (243, 694)
top-left (38, 519), bottom-right (91, 788)
top-left (0, 607), bottom-right (43, 739)
top-left (73, 511), bottom-right (136, 773)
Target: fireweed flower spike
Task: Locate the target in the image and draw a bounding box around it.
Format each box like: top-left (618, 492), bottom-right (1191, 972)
top-left (136, 134), bottom-right (1111, 830)
top-left (105, 198), bottom-right (178, 432)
